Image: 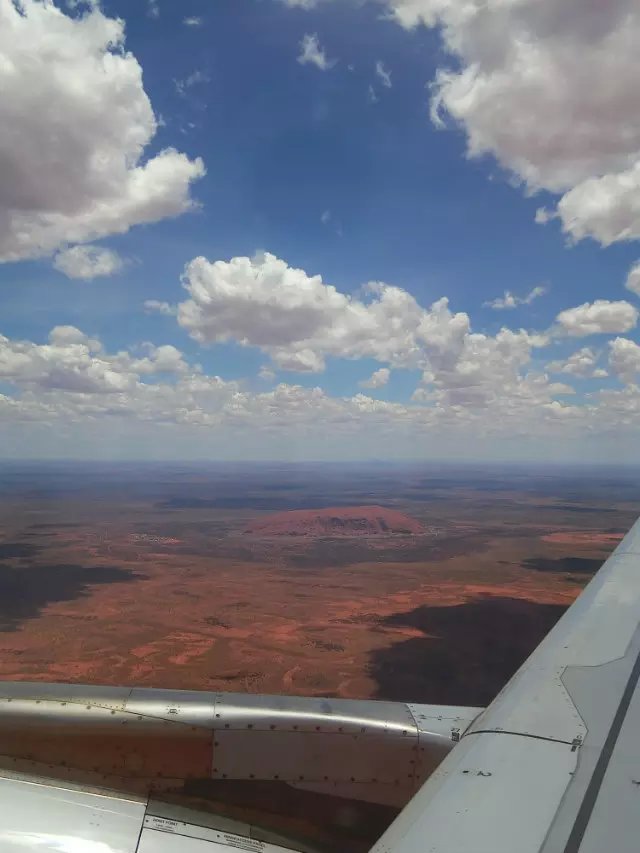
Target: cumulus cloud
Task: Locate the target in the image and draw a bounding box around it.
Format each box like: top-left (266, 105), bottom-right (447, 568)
top-left (555, 164), bottom-right (640, 246)
top-left (535, 208), bottom-right (556, 226)
top-left (416, 326), bottom-right (550, 411)
top-left (178, 253), bottom-right (348, 351)
top-left (183, 16), bottom-right (202, 26)
top-left (271, 348), bottom-right (327, 373)
top-left (3, 317), bottom-right (633, 458)
top-left (555, 300), bottom-right (638, 337)
top-left (360, 367), bottom-right (390, 388)
top-left (485, 286), bottom-right (547, 310)
top-left (0, 323), bottom-right (581, 454)
top-left (174, 250), bottom-right (562, 423)
top-left (134, 343), bottom-right (189, 375)
top-left (625, 261), bottom-right (640, 296)
top-left (52, 245), bottom-right (124, 280)
top-left (608, 337), bottom-right (640, 383)
top-left (547, 347), bottom-right (607, 379)
top-left (0, 323), bottom-right (418, 440)
top-left (376, 0), bottom-right (640, 246)
top-left (0, 0), bottom-right (205, 262)
top-left (375, 61), bottom-right (392, 89)
top-left (297, 33), bottom-right (334, 70)
top-left (0, 327), bottom-right (188, 395)
top-left (177, 253), bottom-right (431, 372)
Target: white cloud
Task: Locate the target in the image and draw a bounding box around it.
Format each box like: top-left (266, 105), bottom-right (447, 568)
top-left (593, 382), bottom-right (640, 429)
top-left (367, 85), bottom-right (379, 105)
top-left (377, 0), bottom-right (640, 246)
top-left (134, 343), bottom-right (189, 375)
top-left (52, 245), bottom-right (124, 280)
top-left (178, 253), bottom-right (349, 352)
top-left (556, 164), bottom-right (640, 246)
top-left (360, 367), bottom-right (390, 389)
top-left (0, 324), bottom-right (580, 457)
top-left (625, 261), bottom-right (640, 296)
top-left (183, 16), bottom-right (202, 27)
top-left (297, 33), bottom-right (334, 71)
top-left (534, 208), bottom-right (556, 226)
top-left (144, 300), bottom-right (177, 317)
top-left (608, 337), bottom-right (640, 383)
top-left (1, 318), bottom-right (633, 460)
top-left (177, 253), bottom-right (430, 372)
top-left (271, 348), bottom-right (326, 373)
top-left (321, 210), bottom-right (331, 225)
top-left (0, 327), bottom-right (189, 395)
top-left (0, 0), bottom-right (204, 262)
top-left (547, 347), bottom-right (607, 379)
top-left (486, 292), bottom-right (518, 310)
top-left (0, 325), bottom-right (419, 440)
top-left (375, 61), bottom-right (392, 89)
top-left (175, 251), bottom-right (564, 426)
top-left (555, 300), bottom-right (638, 337)
top-left (485, 286), bottom-right (547, 310)
top-left (147, 0), bottom-right (159, 18)
top-left (416, 325), bottom-right (551, 411)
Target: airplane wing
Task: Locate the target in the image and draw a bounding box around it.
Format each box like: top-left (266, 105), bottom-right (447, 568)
top-left (372, 517), bottom-right (640, 853)
top-left (0, 683), bottom-right (480, 851)
top-left (1, 517), bottom-right (638, 851)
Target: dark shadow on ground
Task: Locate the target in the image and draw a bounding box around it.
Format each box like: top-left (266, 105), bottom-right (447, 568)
top-left (0, 543), bottom-right (42, 560)
top-left (522, 556), bottom-right (601, 574)
top-left (369, 596), bottom-right (568, 706)
top-left (0, 563), bottom-right (146, 631)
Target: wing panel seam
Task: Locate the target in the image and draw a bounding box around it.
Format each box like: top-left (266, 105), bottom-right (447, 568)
top-left (463, 729), bottom-right (573, 746)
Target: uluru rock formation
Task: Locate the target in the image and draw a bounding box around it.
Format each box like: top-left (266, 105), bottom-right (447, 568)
top-left (245, 505), bottom-right (424, 537)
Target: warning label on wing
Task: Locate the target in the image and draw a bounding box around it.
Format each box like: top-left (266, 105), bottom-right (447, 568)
top-left (144, 815), bottom-right (273, 850)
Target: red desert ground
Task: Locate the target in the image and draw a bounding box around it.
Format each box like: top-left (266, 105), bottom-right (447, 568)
top-left (0, 463), bottom-right (636, 710)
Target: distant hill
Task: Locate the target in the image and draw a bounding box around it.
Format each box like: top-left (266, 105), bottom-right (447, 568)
top-left (245, 505), bottom-right (424, 537)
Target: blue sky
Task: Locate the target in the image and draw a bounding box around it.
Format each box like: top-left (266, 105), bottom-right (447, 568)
top-left (1, 0), bottom-right (640, 461)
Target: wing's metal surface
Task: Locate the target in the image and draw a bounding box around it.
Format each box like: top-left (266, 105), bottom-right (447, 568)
top-left (371, 517), bottom-right (640, 853)
top-left (0, 684), bottom-right (479, 808)
top-left (0, 683), bottom-right (480, 851)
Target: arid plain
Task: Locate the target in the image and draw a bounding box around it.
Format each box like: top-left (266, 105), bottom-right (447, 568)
top-left (0, 461), bottom-right (638, 708)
